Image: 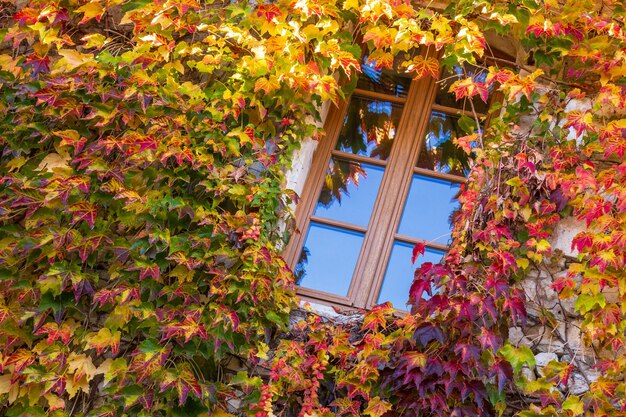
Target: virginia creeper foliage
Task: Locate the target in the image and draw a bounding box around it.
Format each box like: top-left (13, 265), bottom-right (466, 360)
top-left (1, 0), bottom-right (626, 417)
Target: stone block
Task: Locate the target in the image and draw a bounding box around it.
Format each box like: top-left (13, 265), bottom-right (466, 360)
top-left (535, 352), bottom-right (559, 377)
top-left (550, 217), bottom-right (586, 258)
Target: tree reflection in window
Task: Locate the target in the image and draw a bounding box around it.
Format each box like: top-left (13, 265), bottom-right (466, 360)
top-left (317, 158), bottom-right (368, 208)
top-left (335, 97), bottom-right (403, 161)
top-left (416, 111), bottom-right (475, 176)
top-left (294, 246), bottom-right (309, 285)
top-left (358, 59), bottom-right (411, 97)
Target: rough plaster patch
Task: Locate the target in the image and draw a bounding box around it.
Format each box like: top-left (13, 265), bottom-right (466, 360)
top-left (550, 217), bottom-right (586, 258)
top-left (285, 138), bottom-right (318, 197)
top-left (284, 101), bottom-right (331, 199)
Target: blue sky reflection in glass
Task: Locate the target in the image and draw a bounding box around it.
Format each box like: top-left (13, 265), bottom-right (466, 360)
top-left (315, 160), bottom-right (385, 227)
top-left (295, 222), bottom-right (365, 295)
top-left (377, 242), bottom-right (445, 308)
top-left (398, 175), bottom-right (461, 244)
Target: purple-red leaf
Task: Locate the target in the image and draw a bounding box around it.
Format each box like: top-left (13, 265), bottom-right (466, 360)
top-left (412, 242), bottom-right (426, 264)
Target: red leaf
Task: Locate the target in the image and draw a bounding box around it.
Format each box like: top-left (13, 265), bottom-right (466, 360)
top-left (135, 135), bottom-right (158, 153)
top-left (503, 292), bottom-right (527, 325)
top-left (13, 8), bottom-right (39, 25)
top-left (549, 277), bottom-right (576, 294)
top-left (362, 302), bottom-right (393, 331)
top-left (363, 27), bottom-right (394, 49)
top-left (491, 359), bottom-right (513, 393)
top-left (484, 275), bottom-right (509, 296)
top-left (449, 78), bottom-right (489, 103)
top-left (571, 232), bottom-right (593, 253)
top-left (160, 366), bottom-right (202, 406)
top-left (228, 310), bottom-right (239, 331)
top-left (25, 53), bottom-right (50, 75)
top-left (454, 342), bottom-right (480, 363)
top-left (526, 21), bottom-right (554, 38)
top-left (399, 351), bottom-right (427, 372)
top-left (68, 202), bottom-right (97, 229)
top-left (412, 242), bottom-right (425, 264)
top-left (34, 322), bottom-right (73, 344)
top-left (129, 263), bottom-right (161, 281)
top-left (409, 278), bottom-right (431, 304)
top-left (161, 317), bottom-right (208, 342)
top-left (256, 4), bottom-right (281, 22)
top-left (478, 327), bottom-right (500, 351)
top-left (557, 363), bottom-right (574, 385)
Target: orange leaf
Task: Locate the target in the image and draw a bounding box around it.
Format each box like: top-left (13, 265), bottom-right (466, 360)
top-left (405, 55), bottom-right (439, 79)
top-left (564, 110), bottom-right (595, 137)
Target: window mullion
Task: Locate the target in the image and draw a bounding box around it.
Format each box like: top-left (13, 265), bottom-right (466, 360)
top-left (349, 73), bottom-right (439, 309)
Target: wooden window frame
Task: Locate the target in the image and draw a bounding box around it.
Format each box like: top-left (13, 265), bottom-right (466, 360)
top-left (283, 53), bottom-right (491, 310)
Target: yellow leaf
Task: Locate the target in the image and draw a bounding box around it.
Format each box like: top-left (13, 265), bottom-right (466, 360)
top-left (0, 54), bottom-right (22, 77)
top-left (55, 49), bottom-right (94, 72)
top-left (66, 353), bottom-right (97, 398)
top-left (489, 12), bottom-right (519, 25)
top-left (81, 33), bottom-right (108, 49)
top-left (6, 157), bottom-right (27, 172)
top-left (343, 0), bottom-right (359, 10)
top-left (8, 379), bottom-right (18, 404)
top-left (562, 395), bottom-right (584, 416)
top-left (76, 1), bottom-right (105, 24)
top-left (404, 55), bottom-right (439, 79)
top-left (254, 77), bottom-right (280, 94)
top-left (516, 258), bottom-right (530, 270)
top-left (210, 408), bottom-right (236, 417)
top-left (0, 374), bottom-right (12, 395)
top-left (35, 153), bottom-right (70, 172)
top-left (164, 60), bottom-right (185, 74)
top-left (256, 342), bottom-right (270, 360)
top-left (85, 327), bottom-right (121, 355)
top-left (67, 353), bottom-right (97, 380)
top-left (96, 358), bottom-right (128, 386)
top-left (365, 396), bottom-right (393, 417)
top-left (536, 239), bottom-right (551, 253)
top-left (519, 205), bottom-right (532, 221)
top-left (45, 394), bottom-right (65, 411)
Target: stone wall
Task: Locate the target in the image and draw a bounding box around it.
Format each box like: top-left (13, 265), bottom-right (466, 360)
top-left (508, 218), bottom-right (598, 395)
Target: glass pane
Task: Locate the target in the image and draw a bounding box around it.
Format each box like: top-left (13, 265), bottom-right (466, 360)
top-left (377, 242), bottom-right (445, 309)
top-left (397, 175), bottom-right (461, 244)
top-left (294, 222), bottom-right (364, 296)
top-left (315, 159), bottom-right (385, 227)
top-left (416, 111), bottom-right (473, 176)
top-left (435, 64), bottom-right (491, 114)
top-left (357, 60), bottom-right (411, 97)
top-left (335, 96), bottom-right (403, 160)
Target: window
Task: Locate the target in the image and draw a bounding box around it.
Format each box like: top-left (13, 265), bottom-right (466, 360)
top-left (284, 52), bottom-right (492, 310)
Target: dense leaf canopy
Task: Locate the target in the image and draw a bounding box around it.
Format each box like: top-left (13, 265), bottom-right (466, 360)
top-left (1, 0), bottom-right (626, 416)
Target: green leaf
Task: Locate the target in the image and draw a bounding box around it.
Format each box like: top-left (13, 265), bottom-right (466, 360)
top-left (499, 344), bottom-right (535, 373)
top-left (575, 293), bottom-right (606, 314)
top-left (458, 114), bottom-right (478, 134)
top-left (562, 395), bottom-right (584, 416)
top-left (265, 311), bottom-right (286, 326)
top-left (121, 0), bottom-right (152, 12)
